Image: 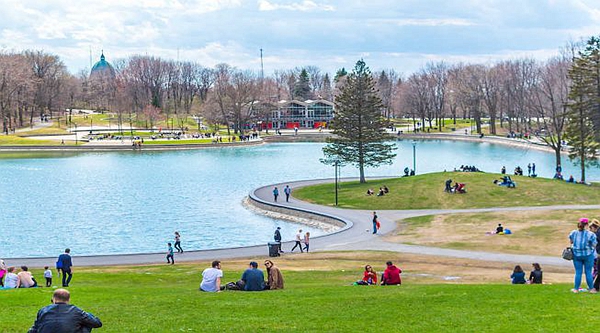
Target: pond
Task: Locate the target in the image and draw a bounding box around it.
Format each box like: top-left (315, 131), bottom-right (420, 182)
top-left (1, 140), bottom-right (598, 257)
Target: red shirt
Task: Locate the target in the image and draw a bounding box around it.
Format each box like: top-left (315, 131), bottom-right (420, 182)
top-left (383, 265), bottom-right (402, 285)
top-left (362, 270), bottom-right (378, 284)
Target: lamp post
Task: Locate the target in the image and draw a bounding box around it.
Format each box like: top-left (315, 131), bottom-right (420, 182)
top-left (412, 140), bottom-right (417, 175)
top-left (74, 123), bottom-right (78, 145)
top-left (90, 118), bottom-right (93, 134)
top-left (334, 159), bottom-right (339, 206)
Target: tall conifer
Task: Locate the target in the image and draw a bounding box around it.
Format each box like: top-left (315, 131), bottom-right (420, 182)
top-left (322, 60), bottom-right (396, 183)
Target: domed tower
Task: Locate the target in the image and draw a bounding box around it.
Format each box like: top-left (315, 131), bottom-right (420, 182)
top-left (90, 51), bottom-right (115, 79)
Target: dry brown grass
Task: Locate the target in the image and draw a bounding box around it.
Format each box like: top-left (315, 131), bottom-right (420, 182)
top-left (80, 251), bottom-right (574, 284)
top-left (385, 209), bottom-right (600, 256)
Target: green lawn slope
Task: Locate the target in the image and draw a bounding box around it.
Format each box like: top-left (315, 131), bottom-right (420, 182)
top-left (0, 260), bottom-right (592, 332)
top-left (293, 172), bottom-right (600, 209)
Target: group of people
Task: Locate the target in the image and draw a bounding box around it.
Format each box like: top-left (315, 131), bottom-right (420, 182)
top-left (272, 185), bottom-right (293, 203)
top-left (366, 185), bottom-right (389, 196)
top-left (166, 231), bottom-right (184, 264)
top-left (500, 163), bottom-right (536, 177)
top-left (199, 260), bottom-right (285, 292)
top-left (403, 167), bottom-right (415, 177)
top-left (493, 175), bottom-right (516, 188)
top-left (510, 263), bottom-right (543, 284)
top-left (444, 179), bottom-right (466, 193)
top-left (354, 261), bottom-right (402, 286)
top-left (273, 228), bottom-right (310, 253)
top-left (457, 165), bottom-right (480, 172)
top-left (1, 248), bottom-right (73, 290)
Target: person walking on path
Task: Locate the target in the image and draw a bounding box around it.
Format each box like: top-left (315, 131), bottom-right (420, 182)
top-left (303, 232), bottom-right (310, 252)
top-left (291, 229), bottom-right (304, 253)
top-left (274, 227), bottom-right (283, 253)
top-left (174, 231), bottom-right (183, 253)
top-left (284, 185), bottom-right (292, 202)
top-left (532, 163), bottom-right (536, 175)
top-left (569, 218), bottom-right (597, 293)
top-left (166, 243), bottom-right (175, 265)
top-left (28, 289), bottom-right (102, 333)
top-left (372, 212), bottom-right (379, 234)
top-left (57, 249), bottom-right (73, 287)
top-left (273, 187), bottom-right (279, 202)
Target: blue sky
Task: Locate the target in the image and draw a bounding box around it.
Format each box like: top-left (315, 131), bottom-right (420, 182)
top-left (1, 0), bottom-right (599, 75)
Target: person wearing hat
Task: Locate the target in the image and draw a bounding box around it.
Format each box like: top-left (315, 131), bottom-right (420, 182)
top-left (589, 219), bottom-right (600, 292)
top-left (569, 218), bottom-right (597, 293)
top-left (274, 227), bottom-right (283, 253)
top-left (240, 261), bottom-right (265, 291)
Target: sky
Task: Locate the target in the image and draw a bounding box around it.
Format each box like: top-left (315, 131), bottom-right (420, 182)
top-left (1, 0), bottom-right (599, 76)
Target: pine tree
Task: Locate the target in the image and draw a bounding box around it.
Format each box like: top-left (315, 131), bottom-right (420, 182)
top-left (566, 36), bottom-right (600, 182)
top-left (293, 69), bottom-right (311, 100)
top-left (322, 59), bottom-right (396, 183)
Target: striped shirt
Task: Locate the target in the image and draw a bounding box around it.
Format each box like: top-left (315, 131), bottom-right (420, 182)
top-left (569, 230), bottom-right (597, 257)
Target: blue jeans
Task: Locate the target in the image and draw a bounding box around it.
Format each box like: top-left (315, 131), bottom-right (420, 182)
top-left (573, 254), bottom-right (595, 289)
top-left (373, 222), bottom-right (377, 234)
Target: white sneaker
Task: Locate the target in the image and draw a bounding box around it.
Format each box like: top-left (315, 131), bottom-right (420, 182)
top-left (571, 288), bottom-right (579, 293)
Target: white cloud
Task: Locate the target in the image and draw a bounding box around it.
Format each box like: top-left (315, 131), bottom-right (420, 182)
top-left (387, 18), bottom-right (475, 27)
top-left (258, 0), bottom-right (334, 12)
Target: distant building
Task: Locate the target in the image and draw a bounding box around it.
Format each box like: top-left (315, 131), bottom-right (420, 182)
top-left (90, 52), bottom-right (115, 79)
top-left (258, 99), bottom-right (334, 129)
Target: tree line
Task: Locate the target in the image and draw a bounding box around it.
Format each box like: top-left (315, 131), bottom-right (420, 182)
top-left (1, 36), bottom-right (600, 179)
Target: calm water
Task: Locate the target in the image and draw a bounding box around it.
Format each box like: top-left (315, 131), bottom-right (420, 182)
top-left (1, 140), bottom-right (598, 257)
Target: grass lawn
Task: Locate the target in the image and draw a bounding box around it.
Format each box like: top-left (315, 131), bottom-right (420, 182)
top-left (293, 172), bottom-right (600, 209)
top-left (387, 209), bottom-right (600, 256)
top-left (0, 252), bottom-right (587, 332)
top-left (0, 135), bottom-right (63, 146)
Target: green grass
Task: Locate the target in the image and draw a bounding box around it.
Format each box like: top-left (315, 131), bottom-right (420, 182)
top-left (293, 172), bottom-right (600, 209)
top-left (0, 262), bottom-right (594, 332)
top-left (0, 135), bottom-right (63, 145)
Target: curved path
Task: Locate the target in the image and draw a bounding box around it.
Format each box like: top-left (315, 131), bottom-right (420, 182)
top-left (7, 178), bottom-right (599, 268)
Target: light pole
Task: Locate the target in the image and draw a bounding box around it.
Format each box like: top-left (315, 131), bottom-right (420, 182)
top-left (412, 140), bottom-right (417, 175)
top-left (74, 123), bottom-right (78, 145)
top-left (334, 160), bottom-right (339, 206)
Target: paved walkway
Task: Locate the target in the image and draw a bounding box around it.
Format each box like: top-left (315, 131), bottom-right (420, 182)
top-left (8, 178), bottom-right (599, 269)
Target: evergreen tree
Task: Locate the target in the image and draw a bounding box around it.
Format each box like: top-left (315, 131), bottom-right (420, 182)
top-left (566, 36), bottom-right (600, 182)
top-left (322, 59), bottom-right (396, 183)
top-left (293, 68), bottom-right (311, 100)
top-left (334, 67), bottom-right (347, 82)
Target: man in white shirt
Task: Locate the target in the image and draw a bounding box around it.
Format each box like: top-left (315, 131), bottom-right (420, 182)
top-left (200, 261), bottom-right (223, 292)
top-left (291, 229), bottom-right (304, 253)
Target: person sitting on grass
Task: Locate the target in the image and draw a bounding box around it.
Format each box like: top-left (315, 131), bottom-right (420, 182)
top-left (264, 260), bottom-right (284, 290)
top-left (355, 265), bottom-right (378, 285)
top-left (496, 224), bottom-right (504, 234)
top-left (366, 188), bottom-right (374, 196)
top-left (511, 265), bottom-right (527, 284)
top-left (383, 185), bottom-right (389, 194)
top-left (241, 261), bottom-right (265, 291)
top-left (567, 175), bottom-right (575, 183)
top-left (28, 289), bottom-right (102, 333)
top-left (445, 179), bottom-right (453, 192)
top-left (377, 187), bottom-right (385, 196)
top-left (529, 263), bottom-right (543, 284)
top-left (200, 260), bottom-right (223, 292)
top-left (381, 261), bottom-right (402, 286)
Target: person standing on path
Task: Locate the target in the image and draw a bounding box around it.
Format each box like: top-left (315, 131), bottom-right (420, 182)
top-left (291, 229), bottom-right (304, 253)
top-left (273, 187), bottom-right (279, 202)
top-left (532, 163), bottom-right (536, 175)
top-left (274, 227), bottom-right (283, 253)
top-left (303, 232), bottom-right (310, 252)
top-left (569, 218), bottom-right (597, 293)
top-left (166, 243), bottom-right (175, 265)
top-left (284, 185), bottom-right (292, 202)
top-left (372, 212), bottom-right (378, 234)
top-left (174, 231), bottom-right (183, 253)
top-left (527, 163), bottom-right (532, 177)
top-left (57, 249), bottom-right (73, 287)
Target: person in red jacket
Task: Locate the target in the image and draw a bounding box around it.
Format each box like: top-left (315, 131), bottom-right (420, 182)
top-left (381, 261), bottom-right (402, 285)
top-left (362, 265), bottom-right (378, 285)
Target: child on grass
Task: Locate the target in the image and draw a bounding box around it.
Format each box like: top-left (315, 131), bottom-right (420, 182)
top-left (44, 266), bottom-right (53, 287)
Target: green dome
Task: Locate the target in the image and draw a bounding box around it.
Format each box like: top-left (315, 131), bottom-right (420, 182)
top-left (90, 52), bottom-right (115, 78)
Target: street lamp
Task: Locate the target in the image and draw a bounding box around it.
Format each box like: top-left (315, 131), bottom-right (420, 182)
top-left (412, 140), bottom-right (417, 175)
top-left (74, 123), bottom-right (78, 145)
top-left (334, 159), bottom-right (339, 206)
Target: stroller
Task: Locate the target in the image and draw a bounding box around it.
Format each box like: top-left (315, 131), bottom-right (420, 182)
top-left (455, 183), bottom-right (466, 193)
